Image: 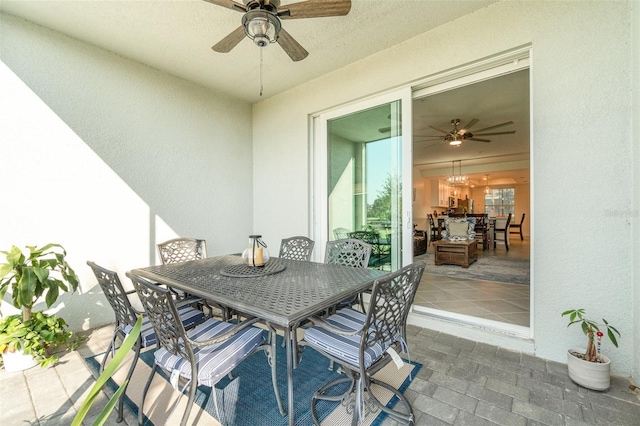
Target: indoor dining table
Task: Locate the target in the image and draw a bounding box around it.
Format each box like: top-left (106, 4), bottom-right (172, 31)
top-left (129, 254), bottom-right (387, 426)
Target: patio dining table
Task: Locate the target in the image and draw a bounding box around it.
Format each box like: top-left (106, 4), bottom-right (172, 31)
top-left (129, 254), bottom-right (387, 426)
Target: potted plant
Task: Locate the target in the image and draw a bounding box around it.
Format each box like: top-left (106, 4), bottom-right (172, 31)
top-left (0, 244), bottom-right (79, 370)
top-left (562, 308), bottom-right (621, 391)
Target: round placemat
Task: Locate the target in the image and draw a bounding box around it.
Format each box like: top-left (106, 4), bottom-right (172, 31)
top-left (220, 261), bottom-right (286, 278)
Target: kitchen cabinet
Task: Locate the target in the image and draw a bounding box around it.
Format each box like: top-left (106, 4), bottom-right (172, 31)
top-left (430, 180), bottom-right (450, 207)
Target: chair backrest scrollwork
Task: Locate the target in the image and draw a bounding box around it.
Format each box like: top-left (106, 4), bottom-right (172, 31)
top-left (87, 261), bottom-right (138, 329)
top-left (324, 238), bottom-right (372, 269)
top-left (360, 262), bottom-right (425, 369)
top-left (127, 273), bottom-right (194, 361)
top-left (157, 238), bottom-right (207, 264)
top-left (279, 236), bottom-right (315, 261)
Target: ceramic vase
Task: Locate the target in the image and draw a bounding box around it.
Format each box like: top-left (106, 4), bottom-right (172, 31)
top-left (567, 349), bottom-right (610, 391)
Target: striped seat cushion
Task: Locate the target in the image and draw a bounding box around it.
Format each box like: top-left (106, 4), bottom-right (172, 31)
top-left (154, 319), bottom-right (265, 387)
top-left (123, 304), bottom-right (206, 347)
top-left (303, 307), bottom-right (391, 369)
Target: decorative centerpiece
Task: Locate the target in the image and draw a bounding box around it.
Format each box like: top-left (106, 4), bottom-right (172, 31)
top-left (242, 235), bottom-right (270, 267)
top-left (562, 308), bottom-right (620, 390)
top-left (223, 236), bottom-right (284, 278)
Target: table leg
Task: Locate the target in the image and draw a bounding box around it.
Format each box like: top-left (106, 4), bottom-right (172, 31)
top-left (267, 325), bottom-right (286, 416)
top-left (285, 327), bottom-right (295, 426)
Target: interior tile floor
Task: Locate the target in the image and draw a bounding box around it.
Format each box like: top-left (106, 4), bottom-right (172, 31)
top-left (413, 236), bottom-right (531, 327)
top-left (2, 323), bottom-right (638, 426)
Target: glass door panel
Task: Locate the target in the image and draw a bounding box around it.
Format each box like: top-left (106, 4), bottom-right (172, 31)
top-left (313, 88), bottom-right (412, 271)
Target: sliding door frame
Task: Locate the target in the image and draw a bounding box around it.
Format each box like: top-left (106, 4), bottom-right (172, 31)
top-left (311, 87), bottom-right (413, 266)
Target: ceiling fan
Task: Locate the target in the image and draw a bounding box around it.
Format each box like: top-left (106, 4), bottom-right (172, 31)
top-left (204, 0), bottom-right (352, 62)
top-left (416, 118), bottom-right (515, 147)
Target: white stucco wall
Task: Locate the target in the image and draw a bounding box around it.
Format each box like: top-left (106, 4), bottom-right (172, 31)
top-left (253, 1), bottom-right (636, 377)
top-left (0, 14), bottom-right (254, 331)
top-left (632, 0), bottom-right (640, 383)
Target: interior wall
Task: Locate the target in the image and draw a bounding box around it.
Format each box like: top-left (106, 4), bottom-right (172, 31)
top-left (0, 14), bottom-right (254, 331)
top-left (253, 1), bottom-right (636, 377)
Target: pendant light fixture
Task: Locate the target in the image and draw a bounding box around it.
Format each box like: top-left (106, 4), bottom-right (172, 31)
top-left (447, 160), bottom-right (468, 186)
top-left (484, 174), bottom-right (491, 195)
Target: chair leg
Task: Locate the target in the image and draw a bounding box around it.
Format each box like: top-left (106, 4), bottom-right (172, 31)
top-left (139, 363), bottom-right (158, 426)
top-left (100, 329), bottom-right (118, 373)
top-left (520, 228), bottom-right (524, 240)
top-left (310, 376), bottom-right (356, 426)
top-left (368, 377), bottom-right (415, 425)
top-left (179, 369), bottom-right (198, 426)
top-left (116, 339), bottom-right (141, 422)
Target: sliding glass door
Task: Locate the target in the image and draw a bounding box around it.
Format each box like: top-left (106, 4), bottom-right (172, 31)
top-left (312, 88), bottom-right (413, 270)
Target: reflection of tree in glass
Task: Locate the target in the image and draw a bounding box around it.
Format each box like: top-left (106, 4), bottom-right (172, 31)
top-left (367, 175), bottom-right (401, 224)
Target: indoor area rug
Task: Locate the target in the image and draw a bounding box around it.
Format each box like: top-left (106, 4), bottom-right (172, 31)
top-left (415, 252), bottom-right (530, 285)
top-left (86, 334), bottom-right (420, 426)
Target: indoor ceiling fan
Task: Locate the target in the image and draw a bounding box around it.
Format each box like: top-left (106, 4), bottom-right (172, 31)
top-left (416, 118), bottom-right (515, 147)
top-left (204, 0), bottom-right (352, 62)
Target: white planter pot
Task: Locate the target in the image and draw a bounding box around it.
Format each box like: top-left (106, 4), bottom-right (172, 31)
top-left (2, 349), bottom-right (39, 372)
top-left (567, 349), bottom-right (610, 391)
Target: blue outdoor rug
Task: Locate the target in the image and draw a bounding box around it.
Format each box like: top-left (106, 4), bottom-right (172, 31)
top-left (86, 333), bottom-right (420, 425)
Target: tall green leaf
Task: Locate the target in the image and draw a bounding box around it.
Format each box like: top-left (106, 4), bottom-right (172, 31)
top-left (71, 316), bottom-right (142, 426)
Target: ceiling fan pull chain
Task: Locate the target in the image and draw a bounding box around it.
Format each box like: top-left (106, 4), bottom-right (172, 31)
top-left (260, 47), bottom-right (264, 97)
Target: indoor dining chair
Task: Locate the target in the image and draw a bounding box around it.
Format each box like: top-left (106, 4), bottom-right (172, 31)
top-left (126, 272), bottom-right (285, 426)
top-left (86, 261), bottom-right (206, 422)
top-left (278, 236), bottom-right (315, 261)
top-left (493, 214), bottom-right (512, 251)
top-left (427, 214), bottom-right (439, 245)
top-left (302, 261), bottom-right (425, 425)
top-left (509, 213), bottom-right (525, 241)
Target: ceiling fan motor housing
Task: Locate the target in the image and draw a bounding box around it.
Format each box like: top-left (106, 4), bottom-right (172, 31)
top-left (243, 9), bottom-right (281, 46)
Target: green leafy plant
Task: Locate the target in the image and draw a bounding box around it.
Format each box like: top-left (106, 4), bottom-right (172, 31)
top-left (562, 308), bottom-right (620, 362)
top-left (0, 311), bottom-right (73, 367)
top-left (72, 316), bottom-right (142, 426)
top-left (0, 244), bottom-right (79, 365)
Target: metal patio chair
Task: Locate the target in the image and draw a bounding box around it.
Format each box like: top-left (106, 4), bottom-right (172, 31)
top-left (325, 238), bottom-right (372, 310)
top-left (324, 238), bottom-right (372, 269)
top-left (157, 237), bottom-right (230, 320)
top-left (86, 261), bottom-right (206, 423)
top-left (333, 227), bottom-right (351, 240)
top-left (348, 230), bottom-right (390, 269)
top-left (126, 272), bottom-right (285, 426)
top-left (302, 261), bottom-right (425, 425)
top-left (157, 237), bottom-right (207, 264)
top-left (278, 236), bottom-right (315, 261)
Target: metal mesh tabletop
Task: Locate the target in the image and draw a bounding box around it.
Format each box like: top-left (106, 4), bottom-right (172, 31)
top-left (131, 255), bottom-right (387, 327)
top-left (220, 261), bottom-right (286, 277)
